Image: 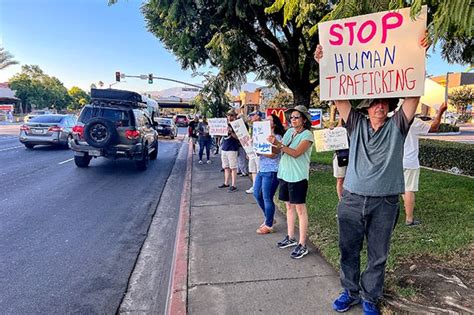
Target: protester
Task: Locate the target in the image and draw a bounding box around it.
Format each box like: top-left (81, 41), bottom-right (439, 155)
top-left (268, 106), bottom-right (314, 259)
top-left (332, 117), bottom-right (348, 200)
top-left (403, 102), bottom-right (448, 226)
top-left (314, 38), bottom-right (427, 314)
top-left (253, 114), bottom-right (285, 234)
top-left (197, 116), bottom-right (212, 164)
top-left (246, 112), bottom-right (264, 194)
top-left (218, 109), bottom-right (240, 192)
top-left (188, 115), bottom-right (199, 154)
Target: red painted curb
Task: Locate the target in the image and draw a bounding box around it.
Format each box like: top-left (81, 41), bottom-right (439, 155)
top-left (167, 142), bottom-right (192, 315)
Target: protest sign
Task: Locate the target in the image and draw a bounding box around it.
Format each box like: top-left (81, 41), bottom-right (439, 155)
top-left (313, 127), bottom-right (349, 152)
top-left (266, 108), bottom-right (287, 126)
top-left (230, 118), bottom-right (256, 159)
top-left (319, 6), bottom-right (427, 100)
top-left (208, 118), bottom-right (228, 136)
top-left (309, 108), bottom-right (323, 128)
top-left (420, 78), bottom-right (445, 110)
top-left (252, 121), bottom-right (272, 154)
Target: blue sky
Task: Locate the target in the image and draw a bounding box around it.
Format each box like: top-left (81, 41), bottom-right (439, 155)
top-left (0, 0), bottom-right (469, 93)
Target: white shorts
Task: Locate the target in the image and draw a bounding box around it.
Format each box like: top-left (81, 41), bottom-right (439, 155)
top-left (404, 168), bottom-right (420, 192)
top-left (248, 157), bottom-right (260, 173)
top-left (333, 155), bottom-right (347, 178)
top-left (221, 151), bottom-right (238, 169)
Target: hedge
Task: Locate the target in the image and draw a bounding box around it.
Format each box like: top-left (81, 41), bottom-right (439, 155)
top-left (419, 139), bottom-right (474, 176)
top-left (438, 123), bottom-right (459, 133)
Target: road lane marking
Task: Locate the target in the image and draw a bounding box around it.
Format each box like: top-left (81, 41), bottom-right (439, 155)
top-left (58, 158), bottom-right (74, 165)
top-left (0, 145), bottom-right (23, 152)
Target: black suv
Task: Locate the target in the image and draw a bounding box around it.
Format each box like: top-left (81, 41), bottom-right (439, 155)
top-left (70, 89), bottom-right (159, 170)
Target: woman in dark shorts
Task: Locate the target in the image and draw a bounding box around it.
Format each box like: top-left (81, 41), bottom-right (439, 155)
top-left (268, 106), bottom-right (314, 259)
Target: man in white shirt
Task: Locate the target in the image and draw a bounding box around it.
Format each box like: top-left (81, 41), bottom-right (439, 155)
top-left (403, 102), bottom-right (448, 226)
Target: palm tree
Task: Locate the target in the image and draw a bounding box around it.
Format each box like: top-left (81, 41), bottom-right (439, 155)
top-left (0, 47), bottom-right (19, 70)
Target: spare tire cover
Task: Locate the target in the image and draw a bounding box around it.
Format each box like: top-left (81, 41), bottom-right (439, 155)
top-left (83, 118), bottom-right (117, 148)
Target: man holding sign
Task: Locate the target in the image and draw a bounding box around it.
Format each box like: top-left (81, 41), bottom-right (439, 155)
top-left (315, 7), bottom-right (429, 314)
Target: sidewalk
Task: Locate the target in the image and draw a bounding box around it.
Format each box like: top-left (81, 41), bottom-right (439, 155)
top-left (183, 150), bottom-right (359, 314)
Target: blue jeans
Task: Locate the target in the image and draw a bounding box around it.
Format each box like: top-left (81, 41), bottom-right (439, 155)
top-left (253, 172), bottom-right (279, 227)
top-left (337, 190), bottom-right (400, 303)
top-left (198, 138), bottom-right (211, 161)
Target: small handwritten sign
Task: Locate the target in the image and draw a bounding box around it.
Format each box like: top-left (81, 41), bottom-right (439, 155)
top-left (252, 121), bottom-right (272, 154)
top-left (230, 118), bottom-right (256, 159)
top-left (318, 6), bottom-right (427, 100)
top-left (208, 118), bottom-right (228, 136)
top-left (313, 127), bottom-right (349, 152)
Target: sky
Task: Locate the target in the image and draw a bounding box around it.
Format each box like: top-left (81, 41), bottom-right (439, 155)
top-left (0, 0), bottom-right (469, 94)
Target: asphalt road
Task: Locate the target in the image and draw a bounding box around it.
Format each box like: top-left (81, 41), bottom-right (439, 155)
top-left (0, 125), bottom-right (188, 314)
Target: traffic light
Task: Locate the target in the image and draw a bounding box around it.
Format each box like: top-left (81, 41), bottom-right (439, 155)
top-left (148, 73), bottom-right (153, 84)
top-left (115, 71), bottom-right (121, 82)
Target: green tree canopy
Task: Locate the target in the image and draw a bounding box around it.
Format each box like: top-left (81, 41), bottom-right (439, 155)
top-left (449, 86), bottom-right (474, 115)
top-left (0, 47), bottom-right (19, 70)
top-left (9, 65), bottom-right (71, 113)
top-left (68, 86), bottom-right (90, 110)
top-left (137, 0), bottom-right (332, 107)
top-left (192, 73), bottom-right (231, 118)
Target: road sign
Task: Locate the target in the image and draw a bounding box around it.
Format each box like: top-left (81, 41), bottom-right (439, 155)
top-left (182, 87), bottom-right (200, 92)
top-left (139, 74), bottom-right (148, 80)
top-left (0, 105), bottom-right (14, 111)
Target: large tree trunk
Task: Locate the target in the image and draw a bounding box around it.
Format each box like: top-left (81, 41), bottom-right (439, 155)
top-left (291, 85), bottom-right (312, 108)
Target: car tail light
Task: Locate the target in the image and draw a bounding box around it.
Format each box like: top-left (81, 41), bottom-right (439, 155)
top-left (72, 125), bottom-right (84, 138)
top-left (20, 125), bottom-right (30, 131)
top-left (125, 129), bottom-right (140, 140)
top-left (48, 126), bottom-right (63, 132)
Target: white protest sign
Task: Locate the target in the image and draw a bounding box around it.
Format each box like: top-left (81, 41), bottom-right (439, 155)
top-left (319, 6), bottom-right (427, 100)
top-left (252, 121), bottom-right (272, 154)
top-left (420, 78), bottom-right (445, 110)
top-left (208, 118), bottom-right (228, 136)
top-left (230, 118), bottom-right (256, 159)
top-left (313, 127), bottom-right (349, 152)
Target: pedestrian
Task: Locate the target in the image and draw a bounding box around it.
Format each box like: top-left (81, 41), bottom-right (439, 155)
top-left (314, 35), bottom-right (428, 314)
top-left (268, 106), bottom-right (314, 259)
top-left (197, 116), bottom-right (212, 164)
top-left (188, 115), bottom-right (199, 154)
top-left (246, 111), bottom-right (264, 194)
top-left (253, 114), bottom-right (286, 234)
top-left (402, 102), bottom-right (447, 226)
top-left (218, 109), bottom-right (240, 192)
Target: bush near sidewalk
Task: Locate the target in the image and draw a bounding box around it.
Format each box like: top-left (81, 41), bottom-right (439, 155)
top-left (294, 150), bottom-right (473, 307)
top-left (420, 139), bottom-right (474, 176)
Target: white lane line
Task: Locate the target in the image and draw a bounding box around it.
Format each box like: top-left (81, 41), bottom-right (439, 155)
top-left (58, 158), bottom-right (74, 165)
top-left (0, 145), bottom-right (23, 152)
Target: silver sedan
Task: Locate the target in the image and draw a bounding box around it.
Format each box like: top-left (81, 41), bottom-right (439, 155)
top-left (19, 114), bottom-right (77, 149)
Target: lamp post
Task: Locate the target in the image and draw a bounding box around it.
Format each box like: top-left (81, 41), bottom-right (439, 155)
top-left (443, 71), bottom-right (453, 123)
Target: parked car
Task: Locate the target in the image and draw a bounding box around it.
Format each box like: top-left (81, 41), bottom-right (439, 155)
top-left (70, 88), bottom-right (159, 170)
top-left (24, 110), bottom-right (54, 123)
top-left (156, 118), bottom-right (178, 139)
top-left (174, 114), bottom-right (189, 127)
top-left (19, 114), bottom-right (77, 149)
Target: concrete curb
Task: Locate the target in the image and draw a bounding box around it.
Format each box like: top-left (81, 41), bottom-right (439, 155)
top-left (166, 142), bottom-right (192, 315)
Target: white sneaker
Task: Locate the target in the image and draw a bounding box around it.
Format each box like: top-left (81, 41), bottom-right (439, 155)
top-left (206, 160), bottom-right (211, 164)
top-left (198, 160), bottom-right (203, 164)
top-left (245, 186), bottom-right (254, 194)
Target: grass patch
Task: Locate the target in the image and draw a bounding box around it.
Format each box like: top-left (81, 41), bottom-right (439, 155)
top-left (280, 165), bottom-right (474, 297)
top-left (311, 150), bottom-right (333, 165)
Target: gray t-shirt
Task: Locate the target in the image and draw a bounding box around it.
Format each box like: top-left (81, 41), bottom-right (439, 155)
top-left (343, 108), bottom-right (412, 196)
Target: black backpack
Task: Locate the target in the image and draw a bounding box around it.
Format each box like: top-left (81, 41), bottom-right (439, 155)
top-left (336, 149), bottom-right (349, 167)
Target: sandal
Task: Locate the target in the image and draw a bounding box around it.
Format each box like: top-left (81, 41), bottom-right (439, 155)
top-left (256, 225), bottom-right (274, 234)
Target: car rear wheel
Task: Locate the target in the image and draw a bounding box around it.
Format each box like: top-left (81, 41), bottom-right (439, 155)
top-left (149, 141), bottom-right (158, 160)
top-left (74, 155), bottom-right (92, 168)
top-left (136, 148), bottom-right (149, 171)
top-left (24, 143), bottom-right (35, 149)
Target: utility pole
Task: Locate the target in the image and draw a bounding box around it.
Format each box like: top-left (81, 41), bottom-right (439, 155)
top-left (115, 72), bottom-right (202, 90)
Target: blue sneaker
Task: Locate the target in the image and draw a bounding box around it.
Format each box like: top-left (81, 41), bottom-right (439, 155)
top-left (332, 289), bottom-right (361, 312)
top-left (362, 300), bottom-right (380, 315)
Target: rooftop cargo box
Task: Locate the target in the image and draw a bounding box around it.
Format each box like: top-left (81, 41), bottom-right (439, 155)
top-left (90, 88), bottom-right (143, 103)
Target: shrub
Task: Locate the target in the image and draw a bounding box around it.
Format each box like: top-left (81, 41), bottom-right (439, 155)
top-left (419, 139), bottom-right (474, 176)
top-left (438, 123), bottom-right (459, 133)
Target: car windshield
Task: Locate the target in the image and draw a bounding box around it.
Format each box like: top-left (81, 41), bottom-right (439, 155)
top-left (29, 115), bottom-right (64, 123)
top-left (158, 118), bottom-right (172, 126)
top-left (31, 111), bottom-right (48, 115)
top-left (79, 107), bottom-right (130, 126)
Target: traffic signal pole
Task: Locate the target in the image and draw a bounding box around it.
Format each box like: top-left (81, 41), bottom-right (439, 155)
top-left (115, 72), bottom-right (202, 90)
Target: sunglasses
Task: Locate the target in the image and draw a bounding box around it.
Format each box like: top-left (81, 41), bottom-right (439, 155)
top-left (290, 115), bottom-right (302, 120)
